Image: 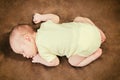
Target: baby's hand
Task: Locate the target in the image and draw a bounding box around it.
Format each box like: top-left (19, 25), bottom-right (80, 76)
top-left (33, 13), bottom-right (42, 24)
top-left (32, 54), bottom-right (41, 63)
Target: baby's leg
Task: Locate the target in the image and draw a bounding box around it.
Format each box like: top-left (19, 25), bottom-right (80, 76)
top-left (77, 48), bottom-right (102, 67)
top-left (68, 48), bottom-right (102, 67)
top-left (99, 29), bottom-right (106, 43)
top-left (73, 16), bottom-right (95, 25)
top-left (74, 17), bottom-right (106, 43)
top-left (68, 55), bottom-right (86, 66)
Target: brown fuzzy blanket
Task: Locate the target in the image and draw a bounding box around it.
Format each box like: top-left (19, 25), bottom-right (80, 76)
top-left (0, 0), bottom-right (120, 80)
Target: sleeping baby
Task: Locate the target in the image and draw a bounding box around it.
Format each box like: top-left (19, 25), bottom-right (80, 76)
top-left (9, 13), bottom-right (106, 67)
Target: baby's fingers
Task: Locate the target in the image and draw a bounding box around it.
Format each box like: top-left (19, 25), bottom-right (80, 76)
top-left (32, 59), bottom-right (38, 63)
top-left (33, 13), bottom-right (41, 24)
top-left (33, 19), bottom-right (40, 24)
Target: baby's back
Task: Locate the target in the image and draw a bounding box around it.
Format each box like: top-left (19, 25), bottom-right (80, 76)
top-left (36, 20), bottom-right (101, 58)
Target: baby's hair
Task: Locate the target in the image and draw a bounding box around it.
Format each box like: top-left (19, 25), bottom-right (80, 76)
top-left (9, 24), bottom-right (35, 47)
top-left (13, 24), bottom-right (34, 32)
top-left (9, 24), bottom-right (35, 53)
top-left (10, 24), bottom-right (35, 38)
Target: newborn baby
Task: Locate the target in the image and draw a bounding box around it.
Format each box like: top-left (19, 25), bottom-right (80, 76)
top-left (9, 13), bottom-right (106, 67)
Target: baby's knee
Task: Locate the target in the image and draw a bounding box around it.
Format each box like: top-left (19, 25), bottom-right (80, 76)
top-left (68, 59), bottom-right (85, 67)
top-left (68, 55), bottom-right (85, 67)
top-left (95, 48), bottom-right (102, 57)
top-left (68, 59), bottom-right (78, 66)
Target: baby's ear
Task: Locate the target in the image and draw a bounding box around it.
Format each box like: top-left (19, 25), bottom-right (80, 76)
top-left (24, 34), bottom-right (32, 42)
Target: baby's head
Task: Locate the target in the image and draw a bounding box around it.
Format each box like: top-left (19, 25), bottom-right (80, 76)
top-left (9, 24), bottom-right (37, 58)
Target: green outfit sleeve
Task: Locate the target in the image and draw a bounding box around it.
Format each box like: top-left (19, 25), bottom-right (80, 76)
top-left (40, 52), bottom-right (57, 62)
top-left (38, 46), bottom-right (57, 62)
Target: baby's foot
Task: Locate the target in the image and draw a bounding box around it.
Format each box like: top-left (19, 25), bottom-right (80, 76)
top-left (74, 17), bottom-right (95, 25)
top-left (73, 16), bottom-right (87, 22)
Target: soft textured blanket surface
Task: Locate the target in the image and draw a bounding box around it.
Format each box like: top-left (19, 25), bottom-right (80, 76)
top-left (0, 0), bottom-right (120, 80)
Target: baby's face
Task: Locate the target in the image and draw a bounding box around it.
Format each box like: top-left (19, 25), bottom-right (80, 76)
top-left (19, 41), bottom-right (37, 58)
top-left (11, 37), bottom-right (37, 58)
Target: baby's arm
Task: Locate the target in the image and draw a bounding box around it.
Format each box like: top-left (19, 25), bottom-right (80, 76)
top-left (32, 54), bottom-right (59, 67)
top-left (33, 13), bottom-right (60, 24)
